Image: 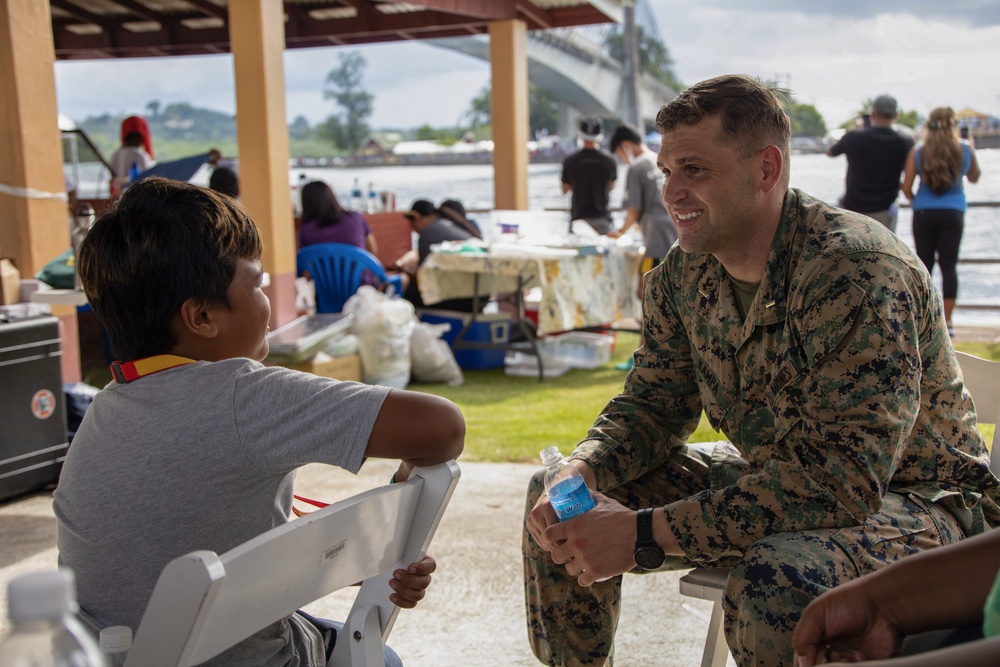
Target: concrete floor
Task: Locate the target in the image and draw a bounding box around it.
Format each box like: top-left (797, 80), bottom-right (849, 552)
top-left (0, 459), bottom-right (732, 667)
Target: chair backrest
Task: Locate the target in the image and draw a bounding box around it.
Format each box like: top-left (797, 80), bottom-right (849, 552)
top-left (298, 243), bottom-right (390, 313)
top-left (955, 351), bottom-right (1000, 475)
top-left (126, 460), bottom-right (461, 667)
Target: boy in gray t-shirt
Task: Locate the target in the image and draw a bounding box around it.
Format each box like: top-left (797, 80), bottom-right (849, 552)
top-left (55, 177), bottom-right (465, 666)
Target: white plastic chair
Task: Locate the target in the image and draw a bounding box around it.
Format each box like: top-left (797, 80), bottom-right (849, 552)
top-left (955, 351), bottom-right (1000, 474)
top-left (679, 352), bottom-right (1000, 667)
top-left (125, 460), bottom-right (460, 667)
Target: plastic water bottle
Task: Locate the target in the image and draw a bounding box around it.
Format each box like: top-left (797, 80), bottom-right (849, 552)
top-left (0, 568), bottom-right (108, 666)
top-left (350, 177), bottom-right (363, 210)
top-left (99, 626), bottom-right (131, 667)
top-left (540, 446), bottom-right (596, 521)
top-left (366, 182), bottom-right (378, 213)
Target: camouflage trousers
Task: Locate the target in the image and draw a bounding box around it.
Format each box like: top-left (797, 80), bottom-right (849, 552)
top-left (522, 442), bottom-right (966, 667)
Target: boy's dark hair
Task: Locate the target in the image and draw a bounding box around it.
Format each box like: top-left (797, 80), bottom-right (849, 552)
top-left (78, 176), bottom-right (263, 362)
top-left (609, 124), bottom-right (643, 154)
top-left (208, 166), bottom-right (240, 199)
top-left (654, 74), bottom-right (791, 161)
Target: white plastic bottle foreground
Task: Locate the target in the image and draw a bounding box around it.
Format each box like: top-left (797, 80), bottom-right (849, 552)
top-left (540, 446), bottom-right (596, 521)
top-left (0, 569), bottom-right (108, 667)
top-left (99, 625), bottom-right (132, 667)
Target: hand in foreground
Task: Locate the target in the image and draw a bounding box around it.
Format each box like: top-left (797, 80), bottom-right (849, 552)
top-left (793, 581), bottom-right (902, 666)
top-left (389, 554), bottom-right (436, 609)
top-left (536, 492), bottom-right (640, 587)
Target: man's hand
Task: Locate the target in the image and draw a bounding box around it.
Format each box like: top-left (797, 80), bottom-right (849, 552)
top-left (535, 492), bottom-right (641, 586)
top-left (792, 581), bottom-right (902, 666)
top-left (389, 554), bottom-right (436, 609)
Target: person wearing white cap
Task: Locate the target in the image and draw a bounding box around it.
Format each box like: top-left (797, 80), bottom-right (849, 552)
top-left (560, 116), bottom-right (617, 234)
top-left (827, 94), bottom-right (914, 232)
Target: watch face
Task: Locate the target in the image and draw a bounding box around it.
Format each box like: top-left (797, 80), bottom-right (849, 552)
top-left (634, 544), bottom-right (665, 570)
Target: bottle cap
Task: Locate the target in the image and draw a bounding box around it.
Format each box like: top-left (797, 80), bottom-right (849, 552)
top-left (7, 569), bottom-right (76, 622)
top-left (540, 446), bottom-right (562, 467)
top-left (100, 625), bottom-right (133, 651)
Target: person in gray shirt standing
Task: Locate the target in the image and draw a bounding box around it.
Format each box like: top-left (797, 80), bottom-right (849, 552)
top-left (827, 94), bottom-right (914, 232)
top-left (608, 124), bottom-right (678, 282)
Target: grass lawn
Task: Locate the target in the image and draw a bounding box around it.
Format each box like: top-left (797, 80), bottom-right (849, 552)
top-left (411, 332), bottom-right (1000, 463)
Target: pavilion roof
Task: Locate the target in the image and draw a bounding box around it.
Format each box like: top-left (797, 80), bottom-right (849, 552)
top-left (50, 0), bottom-right (622, 59)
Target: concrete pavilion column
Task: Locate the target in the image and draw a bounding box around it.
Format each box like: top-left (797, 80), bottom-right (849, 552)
top-left (0, 0), bottom-right (81, 381)
top-left (228, 0), bottom-right (297, 328)
top-left (489, 19), bottom-right (529, 210)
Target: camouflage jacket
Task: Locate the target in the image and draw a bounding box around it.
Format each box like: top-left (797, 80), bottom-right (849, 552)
top-left (573, 188), bottom-right (1000, 564)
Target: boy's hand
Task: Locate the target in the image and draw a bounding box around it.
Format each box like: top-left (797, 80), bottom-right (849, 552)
top-left (389, 554), bottom-right (436, 609)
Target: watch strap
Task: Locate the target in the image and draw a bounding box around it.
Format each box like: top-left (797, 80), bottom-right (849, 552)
top-left (636, 507), bottom-right (655, 543)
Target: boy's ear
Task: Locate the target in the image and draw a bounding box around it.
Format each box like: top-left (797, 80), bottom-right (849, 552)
top-left (176, 297), bottom-right (219, 340)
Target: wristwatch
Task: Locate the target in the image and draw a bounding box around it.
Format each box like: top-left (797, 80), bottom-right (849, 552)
top-left (633, 508), bottom-right (665, 570)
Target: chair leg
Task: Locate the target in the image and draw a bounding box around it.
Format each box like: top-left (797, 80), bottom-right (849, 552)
top-left (701, 599), bottom-right (729, 667)
top-left (329, 604), bottom-right (385, 667)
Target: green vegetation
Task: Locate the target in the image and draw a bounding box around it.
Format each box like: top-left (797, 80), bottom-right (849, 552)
top-left (787, 101), bottom-right (828, 138)
top-left (318, 51), bottom-right (374, 153)
top-left (605, 25), bottom-right (684, 92)
top-left (462, 83), bottom-right (563, 138)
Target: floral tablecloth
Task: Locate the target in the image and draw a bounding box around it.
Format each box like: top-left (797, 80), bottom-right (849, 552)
top-left (416, 246), bottom-right (642, 335)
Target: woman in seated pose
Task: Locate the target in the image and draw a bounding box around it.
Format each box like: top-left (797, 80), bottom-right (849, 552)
top-left (298, 180), bottom-right (378, 255)
top-left (399, 199), bottom-right (481, 313)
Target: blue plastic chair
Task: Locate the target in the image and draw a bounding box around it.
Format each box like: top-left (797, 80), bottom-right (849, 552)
top-left (296, 243), bottom-right (404, 313)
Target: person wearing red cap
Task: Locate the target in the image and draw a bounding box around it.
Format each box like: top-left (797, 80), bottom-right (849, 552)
top-left (109, 115), bottom-right (156, 198)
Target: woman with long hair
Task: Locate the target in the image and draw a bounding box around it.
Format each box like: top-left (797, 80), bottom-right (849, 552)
top-left (902, 106), bottom-right (981, 335)
top-left (297, 180), bottom-right (377, 255)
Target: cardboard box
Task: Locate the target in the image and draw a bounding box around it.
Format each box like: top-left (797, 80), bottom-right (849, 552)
top-left (289, 352), bottom-right (362, 382)
top-left (0, 259), bottom-right (20, 305)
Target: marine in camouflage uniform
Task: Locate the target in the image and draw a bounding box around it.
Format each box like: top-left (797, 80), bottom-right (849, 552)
top-left (523, 187), bottom-right (1000, 666)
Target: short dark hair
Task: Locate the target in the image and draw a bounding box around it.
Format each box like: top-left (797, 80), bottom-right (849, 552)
top-left (78, 176), bottom-right (262, 361)
top-left (208, 166), bottom-right (240, 198)
top-left (609, 124), bottom-right (643, 154)
top-left (654, 74), bottom-right (791, 161)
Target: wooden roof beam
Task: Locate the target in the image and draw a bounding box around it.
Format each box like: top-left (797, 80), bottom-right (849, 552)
top-left (402, 0), bottom-right (517, 20)
top-left (183, 0), bottom-right (227, 20)
top-left (105, 0), bottom-right (165, 25)
top-left (50, 0), bottom-right (109, 29)
top-left (514, 0), bottom-right (553, 29)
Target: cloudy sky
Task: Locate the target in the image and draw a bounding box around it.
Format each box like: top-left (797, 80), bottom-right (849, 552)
top-left (53, 1), bottom-right (1000, 133)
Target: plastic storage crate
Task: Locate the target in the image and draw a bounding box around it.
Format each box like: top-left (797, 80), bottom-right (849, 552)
top-left (420, 310), bottom-right (511, 370)
top-left (541, 331), bottom-right (614, 369)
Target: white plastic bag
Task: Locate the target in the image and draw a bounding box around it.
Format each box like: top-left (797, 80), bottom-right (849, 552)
top-left (411, 322), bottom-right (464, 386)
top-left (343, 286), bottom-right (415, 388)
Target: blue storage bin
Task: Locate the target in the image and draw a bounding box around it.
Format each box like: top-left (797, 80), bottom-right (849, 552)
top-left (420, 309), bottom-right (511, 370)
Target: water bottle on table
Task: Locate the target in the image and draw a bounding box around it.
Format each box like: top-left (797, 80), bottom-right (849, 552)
top-left (540, 446), bottom-right (596, 520)
top-left (0, 568), bottom-right (108, 666)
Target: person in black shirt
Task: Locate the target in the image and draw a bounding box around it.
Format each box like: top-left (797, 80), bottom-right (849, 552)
top-left (827, 94), bottom-right (914, 232)
top-left (560, 117), bottom-right (618, 234)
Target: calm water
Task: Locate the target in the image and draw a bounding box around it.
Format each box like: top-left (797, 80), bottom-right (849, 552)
top-left (291, 149), bottom-right (1000, 326)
